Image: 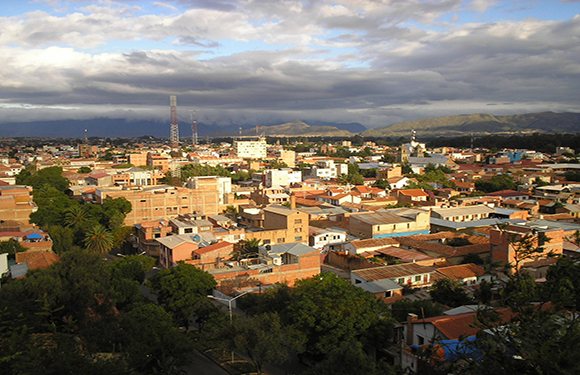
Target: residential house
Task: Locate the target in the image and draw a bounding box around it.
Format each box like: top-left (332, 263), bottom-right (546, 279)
top-left (351, 263), bottom-right (434, 289)
top-left (349, 209), bottom-right (430, 239)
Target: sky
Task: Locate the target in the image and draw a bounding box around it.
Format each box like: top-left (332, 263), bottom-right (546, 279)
top-left (0, 0), bottom-right (579, 136)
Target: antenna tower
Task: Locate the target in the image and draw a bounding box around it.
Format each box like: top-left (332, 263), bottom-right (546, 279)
top-left (190, 110), bottom-right (198, 146)
top-left (169, 95), bottom-right (181, 185)
top-left (170, 95), bottom-right (179, 149)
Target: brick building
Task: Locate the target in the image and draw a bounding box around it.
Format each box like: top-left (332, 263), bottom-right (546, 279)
top-left (0, 186), bottom-right (36, 224)
top-left (96, 185), bottom-right (220, 225)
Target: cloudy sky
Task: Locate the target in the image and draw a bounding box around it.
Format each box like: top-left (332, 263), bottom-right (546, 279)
top-left (1, 0), bottom-right (579, 135)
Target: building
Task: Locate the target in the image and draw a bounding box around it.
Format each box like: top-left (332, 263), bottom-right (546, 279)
top-left (233, 137), bottom-right (267, 159)
top-left (147, 153), bottom-right (170, 172)
top-left (95, 185), bottom-right (220, 225)
top-left (349, 209), bottom-right (430, 239)
top-left (134, 219), bottom-right (173, 257)
top-left (0, 186), bottom-right (36, 224)
top-left (208, 243), bottom-right (321, 287)
top-left (264, 169), bottom-right (302, 188)
top-left (435, 263), bottom-right (491, 286)
top-left (490, 224), bottom-right (563, 274)
top-left (185, 175), bottom-right (232, 205)
top-left (276, 149), bottom-right (296, 168)
top-left (111, 167), bottom-right (166, 186)
top-left (309, 227), bottom-right (348, 251)
top-left (351, 263), bottom-right (434, 289)
top-left (431, 205), bottom-right (496, 222)
top-left (127, 152), bottom-right (148, 167)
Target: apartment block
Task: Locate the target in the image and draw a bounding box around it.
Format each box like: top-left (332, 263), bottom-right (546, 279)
top-left (96, 185), bottom-right (220, 225)
top-left (185, 175), bottom-right (232, 205)
top-left (0, 186), bottom-right (36, 224)
top-left (233, 137), bottom-right (267, 159)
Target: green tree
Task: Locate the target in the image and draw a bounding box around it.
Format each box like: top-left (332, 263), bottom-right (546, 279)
top-left (84, 224), bottom-right (114, 253)
top-left (148, 263), bottom-right (217, 330)
top-left (77, 166), bottom-right (92, 173)
top-left (429, 278), bottom-right (473, 307)
top-left (373, 179), bottom-right (390, 190)
top-left (221, 312), bottom-right (300, 375)
top-left (390, 300), bottom-right (445, 323)
top-left (47, 225), bottom-right (75, 253)
top-left (288, 273), bottom-right (392, 356)
top-left (29, 185), bottom-right (78, 227)
top-left (17, 166), bottom-right (70, 192)
top-left (123, 302), bottom-right (194, 374)
top-left (63, 205), bottom-right (91, 228)
top-left (0, 240), bottom-right (26, 259)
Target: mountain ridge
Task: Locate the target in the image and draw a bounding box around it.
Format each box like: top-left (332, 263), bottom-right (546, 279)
top-left (362, 111), bottom-right (580, 138)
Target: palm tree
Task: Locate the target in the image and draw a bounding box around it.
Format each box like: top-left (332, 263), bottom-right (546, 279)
top-left (64, 205), bottom-right (90, 228)
top-left (232, 238), bottom-right (262, 261)
top-left (84, 224), bottom-right (113, 253)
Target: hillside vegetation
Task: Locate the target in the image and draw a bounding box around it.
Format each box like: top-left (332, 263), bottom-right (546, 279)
top-left (362, 112), bottom-right (580, 138)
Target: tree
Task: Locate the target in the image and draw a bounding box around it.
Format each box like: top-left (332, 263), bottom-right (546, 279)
top-left (17, 166), bottom-right (70, 192)
top-left (64, 205), bottom-right (91, 228)
top-left (84, 224), bottom-right (114, 253)
top-left (123, 302), bottom-right (194, 374)
top-left (288, 273), bottom-right (392, 356)
top-left (221, 312), bottom-right (299, 375)
top-left (373, 179), bottom-right (390, 190)
top-left (0, 240), bottom-right (26, 258)
top-left (148, 263), bottom-right (217, 330)
top-left (233, 238), bottom-right (261, 260)
top-left (47, 225), bottom-right (75, 253)
top-left (429, 278), bottom-right (473, 307)
top-left (390, 300), bottom-right (445, 323)
top-left (29, 185), bottom-right (78, 227)
top-left (77, 166), bottom-right (92, 173)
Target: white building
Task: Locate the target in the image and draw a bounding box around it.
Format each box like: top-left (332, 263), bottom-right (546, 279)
top-left (233, 137), bottom-right (267, 159)
top-left (309, 227), bottom-right (348, 251)
top-left (265, 169), bottom-right (302, 187)
top-left (303, 160), bottom-right (349, 180)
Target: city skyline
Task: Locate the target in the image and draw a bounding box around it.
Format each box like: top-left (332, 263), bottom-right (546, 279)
top-left (1, 0), bottom-right (579, 135)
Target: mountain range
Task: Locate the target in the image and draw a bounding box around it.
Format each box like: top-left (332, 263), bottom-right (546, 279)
top-left (361, 112), bottom-right (580, 138)
top-left (0, 111), bottom-right (578, 139)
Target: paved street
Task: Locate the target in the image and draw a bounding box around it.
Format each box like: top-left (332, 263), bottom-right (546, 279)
top-left (184, 349), bottom-right (230, 375)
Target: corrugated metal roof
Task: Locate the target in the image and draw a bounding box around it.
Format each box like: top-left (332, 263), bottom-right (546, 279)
top-left (352, 263), bottom-right (431, 281)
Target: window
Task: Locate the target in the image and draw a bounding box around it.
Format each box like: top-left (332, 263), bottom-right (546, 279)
top-left (277, 238), bottom-right (285, 243)
top-left (294, 219), bottom-right (302, 224)
top-left (417, 335), bottom-right (425, 345)
top-left (385, 291), bottom-right (392, 298)
top-left (154, 233), bottom-right (161, 238)
top-left (398, 278), bottom-right (404, 284)
top-left (184, 228), bottom-right (193, 234)
top-left (415, 275), bottom-right (421, 282)
top-left (295, 236), bottom-right (302, 241)
top-left (355, 279), bottom-right (362, 284)
top-left (294, 228), bottom-right (302, 233)
top-left (263, 239), bottom-right (271, 244)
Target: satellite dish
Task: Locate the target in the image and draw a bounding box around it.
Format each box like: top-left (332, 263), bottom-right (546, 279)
top-left (193, 235), bottom-right (201, 242)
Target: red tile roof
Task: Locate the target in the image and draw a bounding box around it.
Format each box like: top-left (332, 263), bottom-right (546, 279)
top-left (15, 251), bottom-right (60, 270)
top-left (435, 263), bottom-right (487, 280)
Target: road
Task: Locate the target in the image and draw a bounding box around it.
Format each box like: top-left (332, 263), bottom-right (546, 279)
top-left (184, 348), bottom-right (230, 375)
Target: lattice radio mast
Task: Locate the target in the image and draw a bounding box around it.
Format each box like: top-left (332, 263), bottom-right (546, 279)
top-left (169, 95), bottom-right (181, 185)
top-left (190, 110), bottom-right (198, 146)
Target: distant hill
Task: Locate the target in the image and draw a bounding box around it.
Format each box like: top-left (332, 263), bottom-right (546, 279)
top-left (211, 120), bottom-right (355, 137)
top-left (362, 112), bottom-right (580, 138)
top-left (306, 120), bottom-right (367, 134)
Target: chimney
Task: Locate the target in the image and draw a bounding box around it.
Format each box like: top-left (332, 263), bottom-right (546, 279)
top-left (406, 313), bottom-right (418, 346)
top-left (290, 194), bottom-right (296, 210)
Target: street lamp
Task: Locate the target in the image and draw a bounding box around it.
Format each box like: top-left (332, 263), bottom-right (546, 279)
top-left (207, 291), bottom-right (251, 363)
top-left (207, 291), bottom-right (250, 323)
